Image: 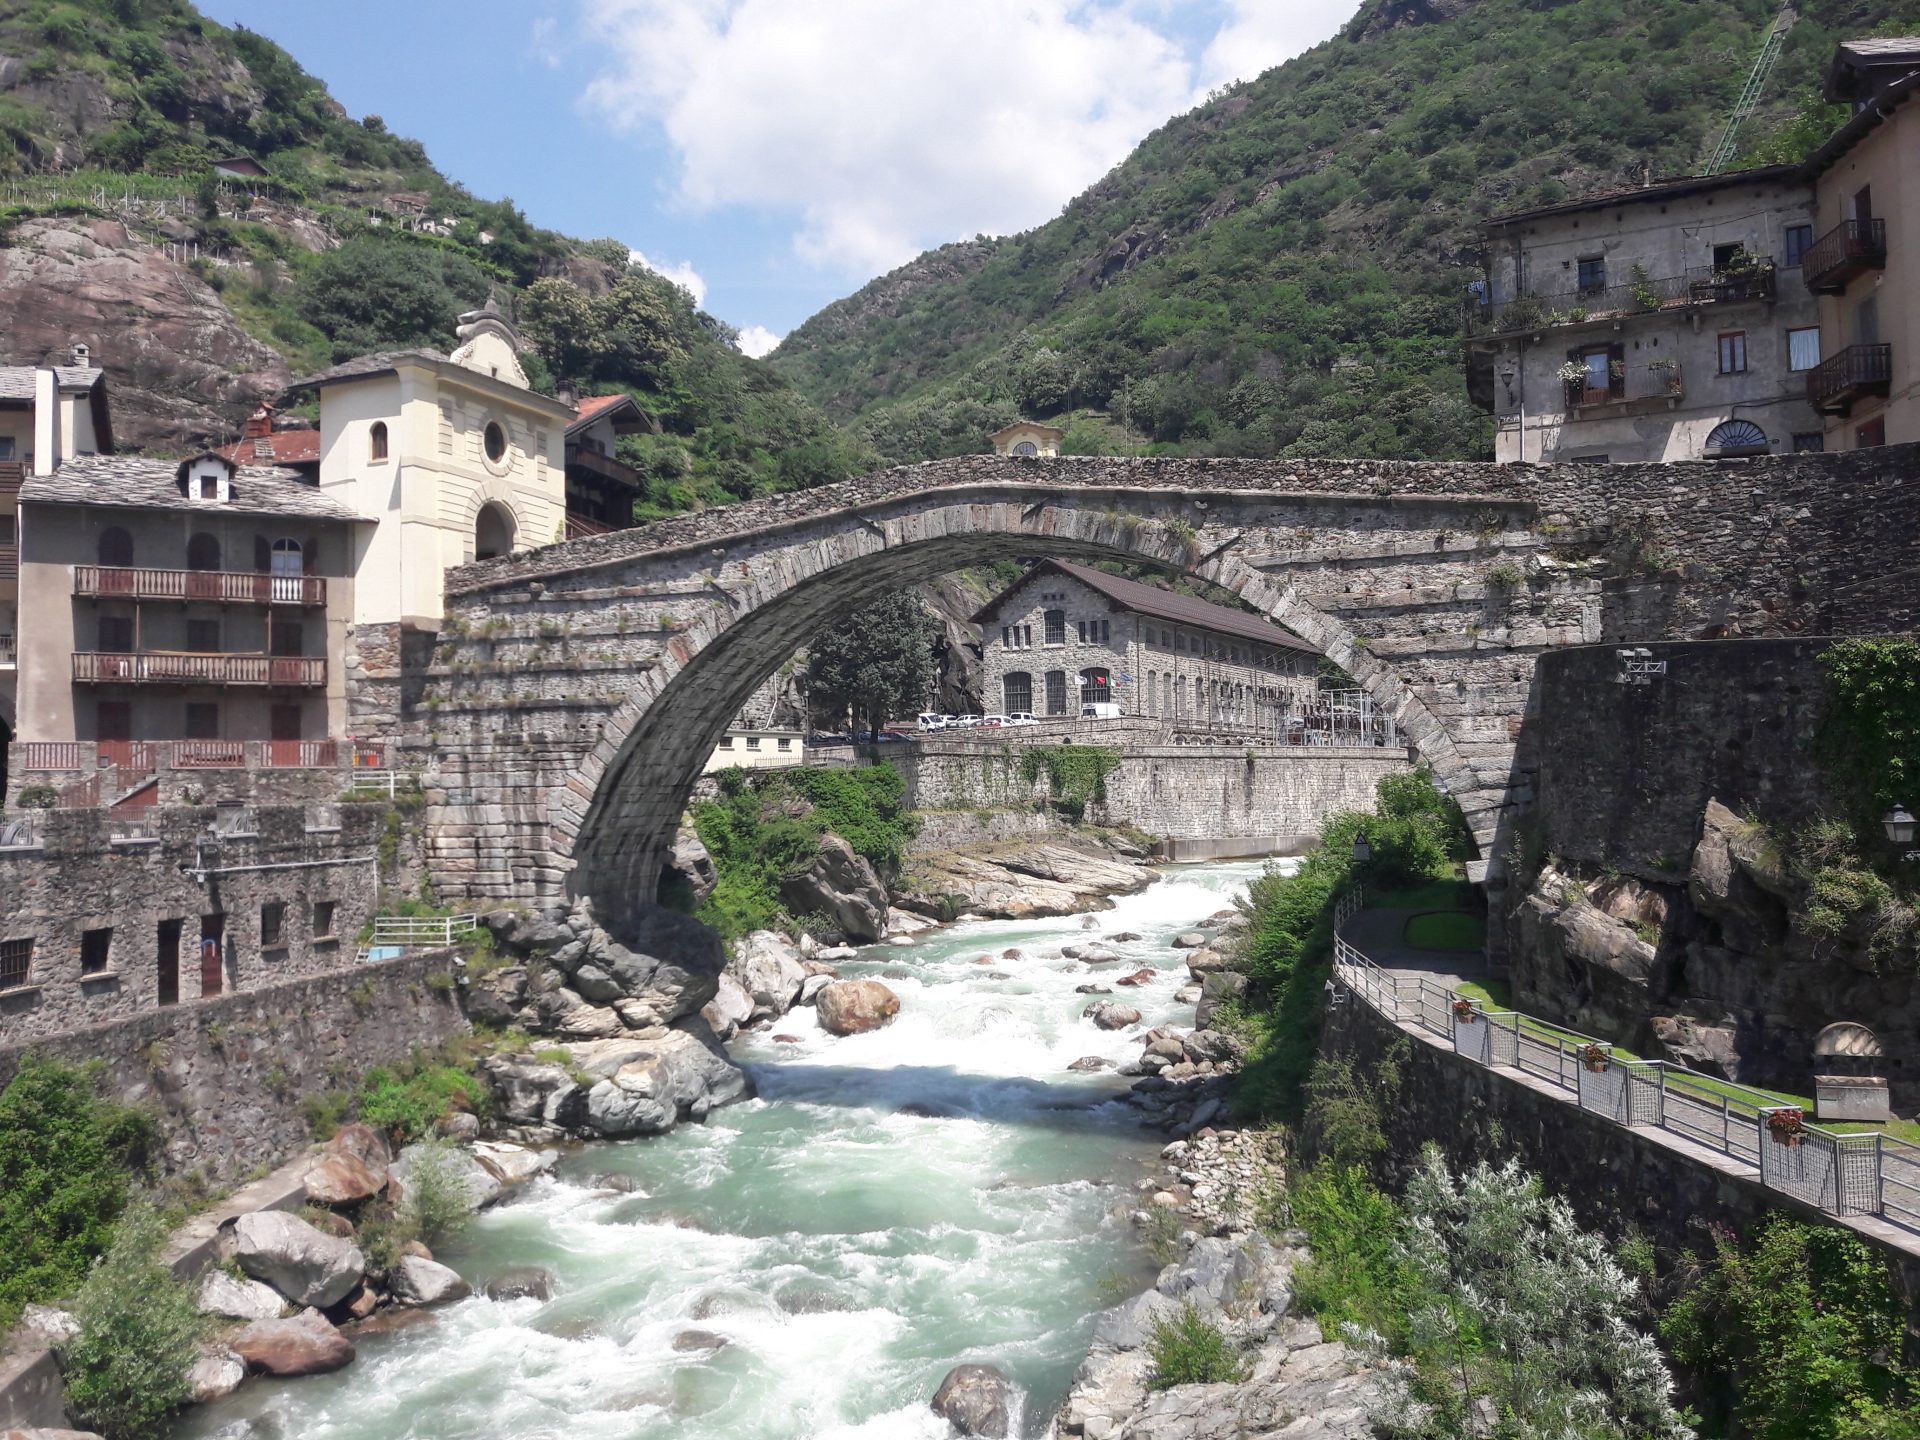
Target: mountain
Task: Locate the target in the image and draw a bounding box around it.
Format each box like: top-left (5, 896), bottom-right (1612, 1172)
top-left (0, 0), bottom-right (869, 509)
top-left (771, 0), bottom-right (1920, 466)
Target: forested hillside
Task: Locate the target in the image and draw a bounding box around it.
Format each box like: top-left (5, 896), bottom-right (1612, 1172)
top-left (0, 0), bottom-right (871, 508)
top-left (773, 0), bottom-right (1920, 466)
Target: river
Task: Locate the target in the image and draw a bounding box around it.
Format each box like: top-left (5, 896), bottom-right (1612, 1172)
top-left (178, 858), bottom-right (1278, 1440)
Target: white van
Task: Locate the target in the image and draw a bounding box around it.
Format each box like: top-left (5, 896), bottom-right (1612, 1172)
top-left (1004, 712), bottom-right (1037, 726)
top-left (917, 712), bottom-right (946, 731)
top-left (1080, 702), bottom-right (1123, 720)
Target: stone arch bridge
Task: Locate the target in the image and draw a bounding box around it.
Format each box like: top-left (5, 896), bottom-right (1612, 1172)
top-left (382, 447), bottom-right (1918, 927)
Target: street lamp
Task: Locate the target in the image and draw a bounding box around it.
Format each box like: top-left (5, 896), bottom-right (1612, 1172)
top-left (1884, 805), bottom-right (1917, 847)
top-left (1351, 832), bottom-right (1372, 865)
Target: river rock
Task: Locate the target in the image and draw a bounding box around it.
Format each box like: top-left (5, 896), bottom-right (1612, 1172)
top-left (303, 1123), bottom-right (390, 1206)
top-left (799, 973), bottom-right (833, 1005)
top-left (187, 1344), bottom-right (247, 1404)
top-left (701, 972), bottom-right (755, 1040)
top-left (814, 979), bottom-right (901, 1035)
top-left (1183, 947), bottom-right (1230, 977)
top-left (728, 931), bottom-right (808, 1022)
top-left (199, 1270), bottom-right (287, 1322)
top-left (1060, 942), bottom-right (1120, 963)
top-left (1075, 984), bottom-right (1112, 995)
top-left (1195, 971), bottom-right (1248, 1029)
top-left (816, 945), bottom-right (859, 961)
top-left (484, 1267), bottom-right (555, 1302)
top-left (1115, 968), bottom-right (1157, 987)
top-left (231, 1308), bottom-right (355, 1377)
top-left (887, 907), bottom-right (935, 935)
top-left (391, 1256), bottom-right (473, 1308)
top-left (1170, 932), bottom-right (1208, 949)
top-left (229, 1211), bottom-right (366, 1309)
top-left (1109, 931), bottom-right (1143, 942)
top-left (579, 1021), bottom-right (753, 1137)
top-left (672, 1329), bottom-right (729, 1354)
top-left (780, 833), bottom-right (890, 942)
top-left (667, 827), bottom-right (718, 904)
top-left (571, 905), bottom-right (730, 1029)
top-left (931, 1363), bottom-right (1015, 1438)
top-left (471, 1140), bottom-right (554, 1189)
top-left (481, 1056), bottom-right (586, 1132)
top-left (390, 1143), bottom-right (503, 1215)
top-left (1085, 1002), bottom-right (1142, 1031)
top-left (1068, 1056), bottom-right (1113, 1071)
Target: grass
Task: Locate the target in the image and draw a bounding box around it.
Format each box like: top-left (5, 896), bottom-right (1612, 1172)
top-left (1370, 878), bottom-right (1480, 913)
top-left (1402, 910), bottom-right (1485, 952)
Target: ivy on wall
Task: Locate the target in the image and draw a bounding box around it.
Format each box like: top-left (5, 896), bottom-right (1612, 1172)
top-left (1818, 637), bottom-right (1920, 830)
top-left (1019, 745), bottom-right (1121, 821)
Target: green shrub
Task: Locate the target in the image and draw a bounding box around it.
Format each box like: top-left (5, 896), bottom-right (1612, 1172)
top-left (1145, 1303), bottom-right (1247, 1388)
top-left (0, 1056), bottom-right (153, 1327)
top-left (299, 1089), bottom-right (352, 1141)
top-left (354, 1053), bottom-right (486, 1144)
top-left (63, 1203), bottom-right (205, 1440)
top-left (402, 1140), bottom-right (473, 1245)
top-left (15, 784), bottom-right (56, 808)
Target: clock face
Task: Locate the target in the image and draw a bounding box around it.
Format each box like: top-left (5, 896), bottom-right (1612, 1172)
top-left (1012, 440), bottom-right (1037, 457)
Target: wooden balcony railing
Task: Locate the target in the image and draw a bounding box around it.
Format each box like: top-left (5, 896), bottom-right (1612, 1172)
top-left (71, 652), bottom-right (327, 686)
top-left (1803, 219), bottom-right (1887, 295)
top-left (0, 461), bottom-right (23, 495)
top-left (73, 566), bottom-right (326, 605)
top-left (0, 545), bottom-right (17, 582)
top-left (1807, 343), bottom-right (1893, 416)
top-left (17, 738), bottom-right (382, 772)
top-left (568, 446), bottom-right (643, 489)
top-left (564, 512), bottom-right (615, 541)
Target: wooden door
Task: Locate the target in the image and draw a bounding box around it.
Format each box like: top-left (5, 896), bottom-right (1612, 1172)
top-left (198, 915), bottom-right (224, 998)
top-left (156, 918), bottom-right (181, 1006)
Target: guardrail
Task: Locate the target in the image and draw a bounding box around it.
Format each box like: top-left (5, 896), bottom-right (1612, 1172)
top-left (72, 652), bottom-right (327, 686)
top-left (369, 914), bottom-right (478, 947)
top-left (17, 739), bottom-right (387, 774)
top-left (74, 566), bottom-right (326, 606)
top-left (1332, 920), bottom-right (1911, 1229)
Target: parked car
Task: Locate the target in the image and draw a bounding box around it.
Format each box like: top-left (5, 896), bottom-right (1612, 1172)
top-left (1004, 712), bottom-right (1038, 726)
top-left (807, 732), bottom-right (852, 746)
top-left (978, 713), bottom-right (1009, 728)
top-left (1080, 703), bottom-right (1124, 720)
top-left (952, 714), bottom-right (986, 728)
top-left (917, 712), bottom-right (951, 731)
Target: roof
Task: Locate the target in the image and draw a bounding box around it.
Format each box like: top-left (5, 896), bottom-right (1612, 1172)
top-left (1484, 164), bottom-right (1802, 230)
top-left (567, 392), bottom-right (657, 437)
top-left (0, 365), bottom-right (107, 401)
top-left (973, 558), bottom-right (1318, 655)
top-left (21, 454), bottom-right (363, 523)
top-left (1827, 38), bottom-right (1920, 100)
top-left (991, 421), bottom-right (1066, 441)
top-left (217, 428), bottom-right (322, 468)
top-left (1807, 69), bottom-right (1920, 178)
top-left (286, 347), bottom-right (575, 416)
top-left (211, 154), bottom-right (270, 176)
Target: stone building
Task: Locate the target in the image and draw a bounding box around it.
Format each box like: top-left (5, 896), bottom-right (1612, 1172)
top-left (971, 559), bottom-right (1318, 727)
top-left (1467, 169), bottom-right (1826, 463)
top-left (1805, 39), bottom-right (1920, 450)
top-left (990, 420), bottom-right (1064, 457)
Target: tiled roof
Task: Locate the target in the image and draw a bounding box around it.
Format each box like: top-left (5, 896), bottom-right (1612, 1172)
top-left (1485, 165), bottom-right (1802, 228)
top-left (975, 558), bottom-right (1318, 655)
top-left (572, 394), bottom-right (628, 425)
top-left (287, 349), bottom-right (444, 390)
top-left (216, 429), bottom-right (322, 467)
top-left (21, 454), bottom-right (362, 522)
top-left (0, 365), bottom-right (106, 400)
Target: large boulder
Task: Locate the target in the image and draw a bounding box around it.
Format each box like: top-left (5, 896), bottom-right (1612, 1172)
top-left (390, 1144), bottom-right (503, 1215)
top-left (728, 931), bottom-right (808, 1022)
top-left (390, 1256), bottom-right (473, 1308)
top-left (463, 964), bottom-right (528, 1028)
top-left (303, 1123), bottom-right (390, 1206)
top-left (1195, 971), bottom-right (1247, 1029)
top-left (199, 1269), bottom-right (287, 1322)
top-left (702, 972), bottom-right (755, 1041)
top-left (471, 1140), bottom-right (555, 1189)
top-left (229, 1211), bottom-right (366, 1309)
top-left (581, 1021), bottom-right (754, 1137)
top-left (187, 1346), bottom-right (247, 1404)
top-left (230, 1308), bottom-right (355, 1377)
top-left (578, 906), bottom-right (729, 1028)
top-left (1086, 1002), bottom-right (1142, 1031)
top-left (667, 827), bottom-right (718, 904)
top-left (814, 980), bottom-right (901, 1036)
top-left (480, 1055), bottom-right (586, 1132)
top-left (931, 1363), bottom-right (1015, 1438)
top-left (780, 834), bottom-right (890, 942)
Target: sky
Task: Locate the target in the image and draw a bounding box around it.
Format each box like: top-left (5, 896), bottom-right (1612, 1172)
top-left (203, 1), bottom-right (1360, 356)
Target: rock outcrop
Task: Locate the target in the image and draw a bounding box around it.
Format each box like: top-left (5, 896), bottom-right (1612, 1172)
top-left (228, 1211), bottom-right (366, 1309)
top-left (390, 1256), bottom-right (472, 1308)
top-left (230, 1308), bottom-right (356, 1378)
top-left (900, 840), bottom-right (1153, 920)
top-left (931, 1363), bottom-right (1016, 1438)
top-left (815, 979), bottom-right (901, 1035)
top-left (729, 931), bottom-right (808, 1022)
top-left (780, 833), bottom-right (891, 942)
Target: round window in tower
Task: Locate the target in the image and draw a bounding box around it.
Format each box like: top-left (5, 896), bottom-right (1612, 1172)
top-left (483, 421), bottom-right (508, 464)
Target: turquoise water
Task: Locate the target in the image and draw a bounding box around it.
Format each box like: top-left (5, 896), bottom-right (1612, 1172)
top-left (176, 859), bottom-right (1276, 1440)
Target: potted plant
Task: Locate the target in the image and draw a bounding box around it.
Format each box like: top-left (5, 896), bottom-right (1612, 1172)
top-left (1581, 1041), bottom-right (1611, 1073)
top-left (1452, 996), bottom-right (1478, 1025)
top-left (1647, 356), bottom-right (1681, 394)
top-left (1556, 359), bottom-right (1589, 407)
top-left (1766, 1107), bottom-right (1805, 1148)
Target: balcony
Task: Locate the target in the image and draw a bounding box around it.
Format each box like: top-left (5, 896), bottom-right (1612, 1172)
top-left (1803, 219), bottom-right (1887, 296)
top-left (0, 546), bottom-right (15, 583)
top-left (17, 738), bottom-right (384, 773)
top-left (1807, 344), bottom-right (1893, 416)
top-left (0, 461), bottom-right (21, 496)
top-left (1562, 362), bottom-right (1686, 415)
top-left (0, 632), bottom-right (14, 667)
top-left (568, 446), bottom-right (643, 490)
top-left (71, 653), bottom-right (327, 686)
top-left (1466, 262), bottom-right (1779, 338)
top-left (73, 566), bottom-right (326, 606)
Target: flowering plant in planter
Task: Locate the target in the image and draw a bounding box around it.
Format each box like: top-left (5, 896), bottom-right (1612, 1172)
top-left (1452, 997), bottom-right (1477, 1024)
top-left (1580, 1042), bottom-right (1611, 1073)
top-left (1767, 1107), bottom-right (1806, 1147)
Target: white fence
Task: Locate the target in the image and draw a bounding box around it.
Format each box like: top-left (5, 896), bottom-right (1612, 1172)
top-left (368, 914), bottom-right (479, 948)
top-left (1332, 922), bottom-right (1915, 1229)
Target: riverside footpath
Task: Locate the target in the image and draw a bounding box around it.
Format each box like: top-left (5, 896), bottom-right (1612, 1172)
top-left (1327, 896), bottom-right (1920, 1281)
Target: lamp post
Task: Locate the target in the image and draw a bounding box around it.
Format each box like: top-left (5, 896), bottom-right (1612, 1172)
top-left (1884, 805), bottom-right (1918, 863)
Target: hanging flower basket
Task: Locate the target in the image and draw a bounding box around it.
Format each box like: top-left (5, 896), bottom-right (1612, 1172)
top-left (1452, 997), bottom-right (1478, 1024)
top-left (1767, 1107), bottom-right (1805, 1148)
top-left (1581, 1042), bottom-right (1611, 1074)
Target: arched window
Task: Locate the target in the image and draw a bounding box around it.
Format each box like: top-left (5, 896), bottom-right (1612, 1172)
top-left (1704, 418), bottom-right (1769, 457)
top-left (369, 421), bottom-right (389, 462)
top-left (1043, 608), bottom-right (1066, 645)
top-left (270, 539), bottom-right (303, 602)
top-left (97, 527), bottom-right (133, 567)
top-left (1011, 440), bottom-right (1038, 457)
top-left (474, 502), bottom-right (516, 561)
top-left (186, 533), bottom-right (221, 571)
top-left (1003, 672), bottom-right (1032, 714)
top-left (1044, 670), bottom-right (1067, 716)
top-left (483, 421), bottom-right (507, 465)
top-left (1163, 674), bottom-right (1173, 717)
top-left (1079, 667), bottom-right (1111, 706)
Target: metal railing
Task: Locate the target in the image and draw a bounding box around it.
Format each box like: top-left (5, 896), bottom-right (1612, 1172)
top-left (1332, 925), bottom-right (1911, 1229)
top-left (1807, 343), bottom-right (1893, 413)
top-left (1563, 362), bottom-right (1686, 411)
top-left (369, 914), bottom-right (478, 947)
top-left (73, 566), bottom-right (326, 606)
top-left (1465, 262), bottom-right (1779, 337)
top-left (1802, 218), bottom-right (1887, 293)
top-left (72, 652), bottom-right (327, 686)
top-left (17, 739), bottom-right (385, 774)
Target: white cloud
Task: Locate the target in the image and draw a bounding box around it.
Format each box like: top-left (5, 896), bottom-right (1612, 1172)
top-left (629, 248), bottom-right (708, 306)
top-left (734, 324), bottom-right (783, 359)
top-left (1195, 1), bottom-right (1353, 92)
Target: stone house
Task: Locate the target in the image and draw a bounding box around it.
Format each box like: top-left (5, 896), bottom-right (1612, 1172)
top-left (1467, 170), bottom-right (1826, 463)
top-left (990, 420), bottom-right (1065, 457)
top-left (1804, 39), bottom-right (1920, 450)
top-left (971, 559), bottom-right (1318, 727)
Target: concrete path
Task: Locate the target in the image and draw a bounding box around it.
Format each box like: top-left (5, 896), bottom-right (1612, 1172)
top-left (1340, 905), bottom-right (1487, 989)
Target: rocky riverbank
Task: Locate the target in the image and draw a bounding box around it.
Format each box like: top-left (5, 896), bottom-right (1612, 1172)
top-left (896, 833), bottom-right (1156, 920)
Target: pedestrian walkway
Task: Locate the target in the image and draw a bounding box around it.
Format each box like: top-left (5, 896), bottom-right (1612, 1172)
top-left (1339, 904), bottom-right (1487, 988)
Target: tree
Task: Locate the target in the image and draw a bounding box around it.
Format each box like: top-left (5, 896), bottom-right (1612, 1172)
top-left (807, 592), bottom-right (939, 734)
top-left (63, 1203), bottom-right (205, 1440)
top-left (294, 236), bottom-right (489, 362)
top-left (519, 277), bottom-right (607, 383)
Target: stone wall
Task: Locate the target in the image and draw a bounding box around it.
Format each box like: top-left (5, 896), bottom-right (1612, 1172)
top-left (0, 948), bottom-right (466, 1181)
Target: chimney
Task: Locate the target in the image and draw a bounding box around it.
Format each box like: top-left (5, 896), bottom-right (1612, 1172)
top-left (32, 368), bottom-right (58, 476)
top-left (242, 403), bottom-right (275, 440)
top-left (69, 341), bottom-right (91, 369)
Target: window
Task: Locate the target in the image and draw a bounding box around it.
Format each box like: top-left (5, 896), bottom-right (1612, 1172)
top-left (1100, 619), bottom-right (1110, 644)
top-left (1855, 294), bottom-right (1880, 347)
top-left (1079, 668), bottom-right (1111, 705)
top-left (1712, 242), bottom-right (1749, 273)
top-left (745, 736), bottom-right (761, 750)
top-left (80, 927), bottom-right (111, 975)
top-left (1787, 327), bottom-right (1821, 372)
top-left (198, 473), bottom-right (219, 500)
top-left (271, 621), bottom-right (303, 658)
top-left (1856, 416), bottom-right (1887, 449)
top-left (1576, 256), bottom-right (1606, 292)
top-left (98, 527), bottom-right (133, 567)
top-left (186, 618), bottom-right (221, 652)
top-left (260, 902), bottom-right (285, 950)
top-left (1717, 332), bottom-right (1747, 375)
top-left (1011, 440), bottom-right (1038, 457)
top-left (312, 901), bottom-right (336, 941)
top-left (1022, 626), bottom-right (1031, 648)
top-left (1792, 432), bottom-right (1826, 453)
top-left (1783, 224), bottom-right (1813, 268)
top-left (1175, 633), bottom-right (1186, 652)
top-left (1003, 671), bottom-right (1032, 713)
top-left (483, 421), bottom-right (507, 464)
top-left (1001, 626), bottom-right (1010, 647)
top-left (1044, 609), bottom-right (1065, 645)
top-left (777, 737), bottom-right (791, 752)
top-left (186, 533), bottom-right (221, 571)
top-left (1705, 419), bottom-right (1769, 457)
top-left (0, 938), bottom-right (31, 990)
top-left (717, 736), bottom-right (734, 749)
top-left (1045, 670), bottom-right (1068, 715)
top-left (186, 703), bottom-right (220, 739)
top-left (369, 421), bottom-right (389, 462)
top-left (97, 615), bottom-right (133, 652)
top-left (1076, 620), bottom-right (1088, 643)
